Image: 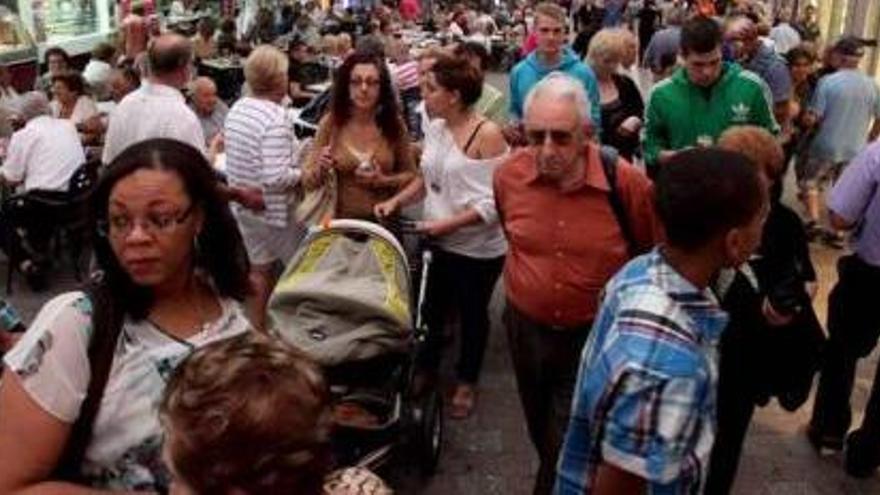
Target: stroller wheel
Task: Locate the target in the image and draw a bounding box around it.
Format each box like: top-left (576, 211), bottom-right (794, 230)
top-left (412, 387), bottom-right (443, 476)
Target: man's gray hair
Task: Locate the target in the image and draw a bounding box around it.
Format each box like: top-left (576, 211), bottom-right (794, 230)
top-left (18, 91), bottom-right (51, 122)
top-left (523, 72), bottom-right (592, 125)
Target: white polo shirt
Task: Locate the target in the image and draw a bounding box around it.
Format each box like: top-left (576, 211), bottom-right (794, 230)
top-left (102, 82), bottom-right (206, 164)
top-left (2, 115), bottom-right (85, 192)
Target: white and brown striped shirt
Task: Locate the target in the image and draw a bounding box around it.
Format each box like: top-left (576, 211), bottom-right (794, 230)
top-left (224, 96), bottom-right (301, 228)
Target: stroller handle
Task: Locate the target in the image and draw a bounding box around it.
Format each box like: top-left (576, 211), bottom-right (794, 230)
top-left (379, 216), bottom-right (422, 235)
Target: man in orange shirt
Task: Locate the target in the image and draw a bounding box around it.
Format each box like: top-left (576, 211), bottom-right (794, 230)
top-left (493, 72), bottom-right (658, 495)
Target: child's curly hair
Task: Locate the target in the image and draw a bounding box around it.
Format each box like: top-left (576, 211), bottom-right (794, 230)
top-left (160, 332), bottom-right (332, 495)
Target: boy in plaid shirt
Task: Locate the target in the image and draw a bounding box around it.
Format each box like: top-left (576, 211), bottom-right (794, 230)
top-left (555, 148), bottom-right (769, 494)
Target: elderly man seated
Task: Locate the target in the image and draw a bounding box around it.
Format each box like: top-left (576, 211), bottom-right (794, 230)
top-left (2, 91), bottom-right (84, 192)
top-left (0, 91), bottom-right (85, 288)
top-left (189, 76), bottom-right (229, 146)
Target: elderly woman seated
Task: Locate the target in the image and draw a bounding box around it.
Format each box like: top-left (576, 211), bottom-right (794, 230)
top-left (50, 70), bottom-right (99, 129)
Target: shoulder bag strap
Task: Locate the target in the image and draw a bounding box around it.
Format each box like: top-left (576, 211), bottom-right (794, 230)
top-left (599, 145), bottom-right (637, 257)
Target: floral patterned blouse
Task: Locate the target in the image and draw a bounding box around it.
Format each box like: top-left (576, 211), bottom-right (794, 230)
top-left (4, 291), bottom-right (250, 491)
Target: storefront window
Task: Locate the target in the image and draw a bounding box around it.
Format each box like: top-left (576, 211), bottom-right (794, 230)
top-left (0, 4), bottom-right (35, 55)
top-left (29, 0), bottom-right (99, 43)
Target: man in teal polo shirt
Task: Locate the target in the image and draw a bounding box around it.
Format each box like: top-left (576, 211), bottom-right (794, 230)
top-left (642, 15), bottom-right (778, 176)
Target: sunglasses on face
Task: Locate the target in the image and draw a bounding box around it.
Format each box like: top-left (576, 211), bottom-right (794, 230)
top-left (525, 128), bottom-right (576, 146)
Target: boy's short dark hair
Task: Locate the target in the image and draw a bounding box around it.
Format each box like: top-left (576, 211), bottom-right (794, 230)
top-left (656, 148), bottom-right (764, 251)
top-left (680, 16), bottom-right (723, 55)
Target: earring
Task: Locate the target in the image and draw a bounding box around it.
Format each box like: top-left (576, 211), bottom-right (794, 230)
top-left (192, 235), bottom-right (202, 265)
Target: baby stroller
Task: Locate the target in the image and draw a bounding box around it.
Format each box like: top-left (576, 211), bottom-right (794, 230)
top-left (267, 219), bottom-right (442, 475)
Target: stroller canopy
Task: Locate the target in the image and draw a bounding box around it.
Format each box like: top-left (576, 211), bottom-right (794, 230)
top-left (268, 220), bottom-right (413, 366)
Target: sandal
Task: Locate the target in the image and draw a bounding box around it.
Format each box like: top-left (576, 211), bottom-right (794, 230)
top-left (449, 384), bottom-right (476, 420)
top-left (821, 230), bottom-right (846, 250)
top-left (804, 221), bottom-right (822, 243)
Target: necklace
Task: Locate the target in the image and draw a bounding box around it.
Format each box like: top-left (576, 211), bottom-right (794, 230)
top-left (146, 280), bottom-right (216, 348)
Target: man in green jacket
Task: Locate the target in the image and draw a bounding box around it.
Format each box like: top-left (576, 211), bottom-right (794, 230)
top-left (643, 15), bottom-right (778, 175)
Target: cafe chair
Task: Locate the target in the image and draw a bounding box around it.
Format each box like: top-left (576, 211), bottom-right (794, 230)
top-left (3, 160), bottom-right (100, 293)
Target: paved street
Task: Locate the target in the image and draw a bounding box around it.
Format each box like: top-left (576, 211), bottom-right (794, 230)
top-left (4, 71), bottom-right (880, 494)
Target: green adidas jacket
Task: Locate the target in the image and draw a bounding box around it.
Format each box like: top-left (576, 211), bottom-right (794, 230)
top-left (642, 62), bottom-right (779, 168)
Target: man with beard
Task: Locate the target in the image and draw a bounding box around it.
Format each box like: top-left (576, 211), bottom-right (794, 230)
top-left (493, 72), bottom-right (658, 495)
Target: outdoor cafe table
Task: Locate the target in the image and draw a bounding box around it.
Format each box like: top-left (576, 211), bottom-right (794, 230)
top-left (199, 57), bottom-right (244, 103)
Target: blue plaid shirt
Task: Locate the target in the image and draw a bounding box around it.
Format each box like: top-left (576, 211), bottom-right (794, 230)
top-left (555, 249), bottom-right (728, 494)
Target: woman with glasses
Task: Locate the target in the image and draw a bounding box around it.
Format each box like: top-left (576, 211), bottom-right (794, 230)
top-left (0, 138), bottom-right (252, 493)
top-left (301, 50), bottom-right (416, 221)
top-left (375, 55), bottom-right (508, 419)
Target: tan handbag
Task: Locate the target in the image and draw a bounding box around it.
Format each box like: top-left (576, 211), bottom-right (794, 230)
top-left (294, 168), bottom-right (337, 226)
top-left (294, 133), bottom-right (338, 226)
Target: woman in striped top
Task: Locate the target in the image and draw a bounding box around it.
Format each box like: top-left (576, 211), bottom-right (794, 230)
top-left (301, 51), bottom-right (416, 221)
top-left (224, 45), bottom-right (303, 331)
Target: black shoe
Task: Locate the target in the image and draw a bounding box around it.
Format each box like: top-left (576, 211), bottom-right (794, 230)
top-left (807, 424), bottom-right (844, 452)
top-left (845, 430), bottom-right (880, 478)
top-left (20, 260), bottom-right (47, 292)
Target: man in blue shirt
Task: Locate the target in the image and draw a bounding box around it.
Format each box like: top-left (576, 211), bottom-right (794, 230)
top-left (555, 148), bottom-right (769, 494)
top-left (799, 36), bottom-right (880, 245)
top-left (809, 141), bottom-right (880, 478)
top-left (507, 2), bottom-right (600, 137)
top-left (725, 16), bottom-right (792, 128)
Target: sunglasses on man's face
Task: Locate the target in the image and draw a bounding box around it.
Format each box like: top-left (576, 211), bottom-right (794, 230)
top-left (525, 128), bottom-right (576, 146)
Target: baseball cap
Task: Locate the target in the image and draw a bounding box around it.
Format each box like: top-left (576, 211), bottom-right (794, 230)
top-left (833, 35), bottom-right (865, 57)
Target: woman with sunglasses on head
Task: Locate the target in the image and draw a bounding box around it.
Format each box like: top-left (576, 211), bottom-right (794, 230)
top-left (375, 54), bottom-right (509, 419)
top-left (0, 139), bottom-right (252, 493)
top-left (301, 50), bottom-right (416, 221)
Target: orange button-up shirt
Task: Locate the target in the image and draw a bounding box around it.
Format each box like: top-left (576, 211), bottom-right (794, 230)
top-left (494, 144), bottom-right (659, 328)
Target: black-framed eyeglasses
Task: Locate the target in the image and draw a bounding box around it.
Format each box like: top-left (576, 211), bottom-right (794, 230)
top-left (525, 128), bottom-right (576, 146)
top-left (97, 204), bottom-right (196, 239)
top-left (350, 77), bottom-right (380, 88)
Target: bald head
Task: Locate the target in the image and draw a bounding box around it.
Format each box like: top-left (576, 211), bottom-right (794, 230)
top-left (191, 76), bottom-right (217, 94)
top-left (726, 17), bottom-right (759, 63)
top-left (191, 77), bottom-right (219, 115)
top-left (148, 33), bottom-right (193, 83)
top-left (726, 17), bottom-right (758, 41)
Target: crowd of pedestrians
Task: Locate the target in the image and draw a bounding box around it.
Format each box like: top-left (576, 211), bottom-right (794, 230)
top-left (0, 0), bottom-right (877, 494)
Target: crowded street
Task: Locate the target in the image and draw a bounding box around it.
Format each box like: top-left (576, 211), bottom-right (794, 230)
top-left (2, 66), bottom-right (879, 493)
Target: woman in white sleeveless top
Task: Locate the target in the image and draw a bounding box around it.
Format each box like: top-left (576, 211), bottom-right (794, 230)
top-left (375, 54), bottom-right (509, 419)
